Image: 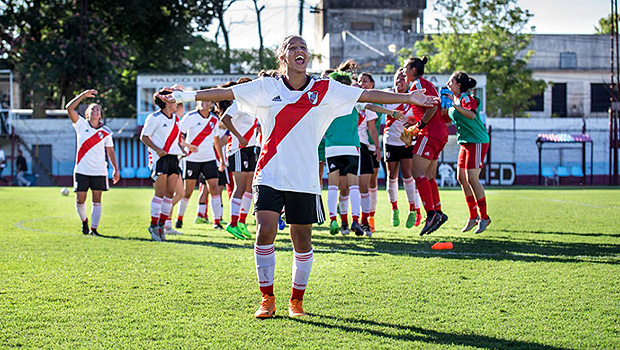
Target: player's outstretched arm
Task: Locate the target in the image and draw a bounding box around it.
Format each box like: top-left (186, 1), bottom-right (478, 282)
top-left (363, 104), bottom-right (403, 120)
top-left (359, 89), bottom-right (439, 107)
top-left (159, 88), bottom-right (235, 104)
top-left (65, 89), bottom-right (97, 124)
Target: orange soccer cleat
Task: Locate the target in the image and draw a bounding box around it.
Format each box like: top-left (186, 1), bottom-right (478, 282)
top-left (254, 294), bottom-right (276, 318)
top-left (368, 216), bottom-right (375, 233)
top-left (288, 298), bottom-right (307, 317)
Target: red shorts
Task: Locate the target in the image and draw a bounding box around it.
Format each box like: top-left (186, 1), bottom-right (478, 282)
top-left (457, 143), bottom-right (489, 169)
top-left (412, 135), bottom-right (447, 161)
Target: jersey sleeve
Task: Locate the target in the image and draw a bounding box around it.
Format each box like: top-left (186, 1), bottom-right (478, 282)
top-left (329, 80), bottom-right (364, 118)
top-left (72, 116), bottom-right (85, 130)
top-left (223, 101), bottom-right (244, 119)
top-left (231, 78), bottom-right (264, 116)
top-left (179, 113), bottom-right (193, 133)
top-left (105, 133), bottom-right (114, 147)
top-left (460, 94), bottom-right (479, 112)
top-left (365, 109), bottom-right (379, 122)
top-left (141, 114), bottom-right (158, 137)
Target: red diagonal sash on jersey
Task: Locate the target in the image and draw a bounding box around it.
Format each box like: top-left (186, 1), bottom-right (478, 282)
top-left (187, 115), bottom-right (217, 154)
top-left (162, 115), bottom-right (180, 153)
top-left (76, 129), bottom-right (111, 164)
top-left (242, 119), bottom-right (258, 145)
top-left (255, 80), bottom-right (330, 177)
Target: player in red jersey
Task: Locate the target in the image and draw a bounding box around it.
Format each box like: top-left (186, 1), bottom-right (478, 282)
top-left (65, 89), bottom-right (120, 236)
top-left (402, 57), bottom-right (450, 236)
top-left (161, 35), bottom-right (438, 318)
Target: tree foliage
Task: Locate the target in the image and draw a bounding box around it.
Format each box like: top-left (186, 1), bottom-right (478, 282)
top-left (413, 0), bottom-right (546, 118)
top-left (595, 14), bottom-right (613, 35)
top-left (0, 0), bottom-right (270, 118)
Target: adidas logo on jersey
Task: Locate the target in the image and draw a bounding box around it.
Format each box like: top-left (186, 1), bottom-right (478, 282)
top-left (272, 95), bottom-right (282, 101)
top-left (424, 151), bottom-right (430, 156)
top-left (163, 123), bottom-right (167, 127)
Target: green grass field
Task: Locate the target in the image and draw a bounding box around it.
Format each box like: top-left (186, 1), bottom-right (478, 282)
top-left (1, 186), bottom-right (619, 349)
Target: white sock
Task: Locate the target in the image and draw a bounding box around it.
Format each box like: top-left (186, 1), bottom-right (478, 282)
top-left (292, 250), bottom-right (313, 292)
top-left (255, 244), bottom-right (275, 290)
top-left (387, 178), bottom-right (398, 205)
top-left (240, 191), bottom-right (252, 216)
top-left (339, 195), bottom-right (349, 216)
top-left (327, 185), bottom-right (338, 219)
top-left (90, 202), bottom-right (102, 229)
top-left (369, 186), bottom-right (378, 213)
top-left (212, 195), bottom-right (222, 220)
top-left (161, 197), bottom-right (173, 224)
top-left (360, 192), bottom-right (370, 214)
top-left (349, 185), bottom-right (360, 218)
top-left (230, 197), bottom-right (241, 218)
top-left (198, 203), bottom-right (207, 218)
top-left (75, 201), bottom-right (87, 222)
top-left (178, 198), bottom-right (189, 218)
top-left (165, 219), bottom-right (172, 229)
top-left (151, 196), bottom-right (162, 223)
top-left (403, 177), bottom-right (417, 211)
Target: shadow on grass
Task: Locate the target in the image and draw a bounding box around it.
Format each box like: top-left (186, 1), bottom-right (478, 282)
top-left (99, 230), bottom-right (620, 265)
top-left (291, 313), bottom-right (571, 350)
top-left (495, 228), bottom-right (620, 238)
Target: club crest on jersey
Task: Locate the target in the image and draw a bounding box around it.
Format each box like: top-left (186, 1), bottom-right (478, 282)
top-left (307, 91), bottom-right (319, 105)
top-left (98, 131), bottom-right (104, 139)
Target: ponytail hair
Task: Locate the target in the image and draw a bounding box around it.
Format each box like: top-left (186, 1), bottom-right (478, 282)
top-left (404, 56), bottom-right (429, 77)
top-left (453, 71), bottom-right (477, 92)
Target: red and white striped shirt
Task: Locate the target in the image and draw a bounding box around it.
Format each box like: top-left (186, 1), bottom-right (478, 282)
top-left (141, 110), bottom-right (183, 167)
top-left (72, 117), bottom-right (113, 176)
top-left (231, 76), bottom-right (363, 195)
top-left (179, 110), bottom-right (220, 162)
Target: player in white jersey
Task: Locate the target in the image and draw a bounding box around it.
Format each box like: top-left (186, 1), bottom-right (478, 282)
top-left (356, 73), bottom-right (405, 236)
top-left (140, 89), bottom-right (193, 242)
top-left (383, 69), bottom-right (423, 229)
top-left (163, 35), bottom-right (438, 319)
top-left (220, 78), bottom-right (259, 240)
top-left (175, 100), bottom-right (226, 233)
top-left (65, 89), bottom-right (120, 236)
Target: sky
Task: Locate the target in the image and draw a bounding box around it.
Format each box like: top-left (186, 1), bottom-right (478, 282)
top-left (199, 0), bottom-right (611, 50)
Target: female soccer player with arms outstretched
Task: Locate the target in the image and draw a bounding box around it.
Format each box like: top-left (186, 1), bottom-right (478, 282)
top-left (162, 35), bottom-right (438, 318)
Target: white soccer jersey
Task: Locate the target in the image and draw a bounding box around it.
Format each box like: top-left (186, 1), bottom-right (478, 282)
top-left (223, 101), bottom-right (258, 156)
top-left (141, 110), bottom-right (183, 166)
top-left (73, 117), bottom-right (113, 176)
top-left (356, 103), bottom-right (379, 149)
top-left (383, 102), bottom-right (415, 147)
top-left (231, 76), bottom-right (363, 195)
top-left (179, 110), bottom-right (220, 163)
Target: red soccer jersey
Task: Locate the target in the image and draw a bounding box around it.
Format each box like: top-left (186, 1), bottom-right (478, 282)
top-left (410, 77), bottom-right (448, 141)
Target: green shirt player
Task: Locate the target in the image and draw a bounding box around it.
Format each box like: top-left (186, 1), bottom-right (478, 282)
top-left (446, 71), bottom-right (491, 234)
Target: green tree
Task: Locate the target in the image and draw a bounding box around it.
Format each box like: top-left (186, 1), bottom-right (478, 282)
top-left (595, 14), bottom-right (613, 35)
top-left (413, 0), bottom-right (546, 118)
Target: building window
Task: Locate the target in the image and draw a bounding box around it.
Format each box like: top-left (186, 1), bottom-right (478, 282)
top-left (529, 92), bottom-right (544, 112)
top-left (351, 22), bottom-right (374, 31)
top-left (591, 83), bottom-right (614, 113)
top-left (560, 52), bottom-right (577, 69)
top-left (552, 83), bottom-right (567, 117)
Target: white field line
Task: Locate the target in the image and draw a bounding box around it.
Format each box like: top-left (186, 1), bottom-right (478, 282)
top-left (14, 216), bottom-right (620, 262)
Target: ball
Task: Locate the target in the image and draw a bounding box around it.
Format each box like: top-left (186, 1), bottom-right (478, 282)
top-left (60, 187), bottom-right (70, 196)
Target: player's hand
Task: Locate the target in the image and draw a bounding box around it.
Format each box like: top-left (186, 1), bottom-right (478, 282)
top-left (238, 137), bottom-right (248, 148)
top-left (156, 90), bottom-right (176, 104)
top-left (81, 89), bottom-right (98, 99)
top-left (187, 144), bottom-right (198, 153)
top-left (408, 89), bottom-right (440, 107)
top-left (170, 84), bottom-right (185, 91)
top-left (218, 163), bottom-right (226, 172)
top-left (112, 169), bottom-right (120, 184)
top-left (374, 149), bottom-right (381, 162)
top-left (156, 148), bottom-right (167, 157)
top-left (392, 110), bottom-right (404, 120)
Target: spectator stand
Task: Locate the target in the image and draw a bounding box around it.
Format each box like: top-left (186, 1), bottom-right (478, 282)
top-left (536, 133), bottom-right (593, 185)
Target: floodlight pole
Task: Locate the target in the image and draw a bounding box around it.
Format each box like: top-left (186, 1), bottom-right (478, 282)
top-left (611, 0), bottom-right (620, 185)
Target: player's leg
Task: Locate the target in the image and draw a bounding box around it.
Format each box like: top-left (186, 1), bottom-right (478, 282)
top-left (337, 175), bottom-right (349, 231)
top-left (368, 164), bottom-right (379, 232)
top-left (149, 173), bottom-right (167, 241)
top-left (386, 157), bottom-right (401, 226)
top-left (346, 172), bottom-right (363, 236)
top-left (176, 177), bottom-right (196, 229)
top-left (401, 157), bottom-right (420, 228)
top-left (206, 177), bottom-right (224, 230)
top-left (89, 190), bottom-right (103, 236)
top-left (75, 188), bottom-right (89, 235)
top-left (326, 165), bottom-right (340, 235)
top-left (253, 186), bottom-right (284, 318)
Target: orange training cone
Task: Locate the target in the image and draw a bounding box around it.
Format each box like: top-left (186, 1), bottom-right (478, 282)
top-left (431, 242), bottom-right (453, 250)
